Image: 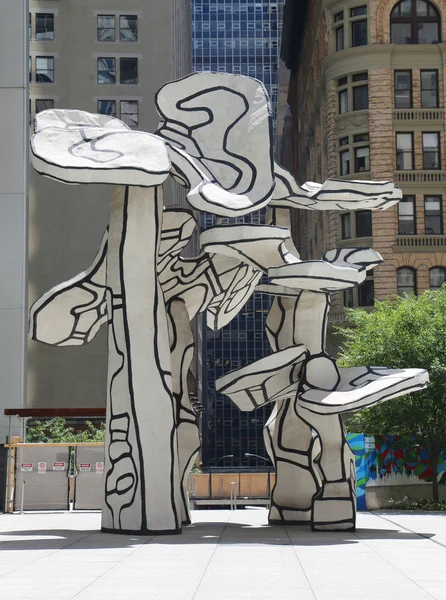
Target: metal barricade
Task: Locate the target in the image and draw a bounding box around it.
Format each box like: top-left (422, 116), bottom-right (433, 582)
top-left (14, 445), bottom-right (70, 510)
top-left (73, 445), bottom-right (105, 510)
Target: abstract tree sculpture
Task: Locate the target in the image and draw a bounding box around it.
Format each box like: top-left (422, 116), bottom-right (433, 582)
top-left (30, 73), bottom-right (428, 534)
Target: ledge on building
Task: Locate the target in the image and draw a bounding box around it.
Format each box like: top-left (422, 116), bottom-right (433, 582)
top-left (394, 234), bottom-right (446, 252)
top-left (393, 108), bottom-right (444, 123)
top-left (394, 170), bottom-right (446, 184)
top-left (337, 236), bottom-right (373, 249)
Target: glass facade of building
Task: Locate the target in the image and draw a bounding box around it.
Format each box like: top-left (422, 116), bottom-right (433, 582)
top-left (192, 0), bottom-right (285, 468)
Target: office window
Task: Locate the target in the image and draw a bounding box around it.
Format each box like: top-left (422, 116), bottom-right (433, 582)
top-left (394, 70), bottom-right (412, 108)
top-left (391, 0), bottom-right (440, 44)
top-left (29, 56), bottom-right (32, 82)
top-left (397, 267), bottom-right (417, 296)
top-left (422, 132), bottom-right (440, 169)
top-left (354, 132), bottom-right (369, 143)
top-left (430, 267), bottom-right (446, 289)
top-left (350, 13), bottom-right (368, 47)
top-left (120, 58), bottom-right (138, 84)
top-left (336, 25), bottom-right (345, 51)
top-left (97, 100), bottom-right (116, 116)
top-left (344, 287), bottom-right (354, 308)
top-left (341, 213), bottom-right (351, 239)
top-left (97, 15), bottom-right (115, 41)
top-left (421, 70), bottom-right (438, 107)
top-left (424, 195), bottom-right (443, 234)
top-left (396, 133), bottom-right (413, 170)
top-left (359, 275), bottom-right (374, 307)
top-left (29, 14), bottom-right (32, 40)
top-left (35, 57), bottom-right (54, 83)
top-left (35, 99), bottom-right (54, 114)
top-left (356, 210), bottom-right (372, 237)
top-left (398, 195), bottom-right (416, 234)
top-left (340, 149), bottom-right (350, 175)
top-left (97, 58), bottom-right (116, 84)
top-left (121, 101), bottom-right (139, 127)
top-left (353, 84), bottom-right (368, 110)
top-left (120, 16), bottom-right (138, 42)
top-left (334, 11), bottom-right (344, 22)
top-left (339, 89), bottom-right (348, 114)
top-left (355, 146), bottom-right (370, 172)
top-left (36, 13), bottom-right (54, 40)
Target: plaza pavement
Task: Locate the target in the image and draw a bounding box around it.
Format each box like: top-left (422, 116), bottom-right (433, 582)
top-left (0, 509), bottom-right (445, 600)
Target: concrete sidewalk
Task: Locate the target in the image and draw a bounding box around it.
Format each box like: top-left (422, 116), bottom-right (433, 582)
top-left (0, 509), bottom-right (445, 600)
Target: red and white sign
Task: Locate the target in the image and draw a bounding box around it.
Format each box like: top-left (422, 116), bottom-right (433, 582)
top-left (53, 461), bottom-right (65, 471)
top-left (96, 462), bottom-right (104, 473)
top-left (21, 463), bottom-right (32, 472)
top-left (79, 463), bottom-right (91, 472)
top-left (38, 462), bottom-right (47, 474)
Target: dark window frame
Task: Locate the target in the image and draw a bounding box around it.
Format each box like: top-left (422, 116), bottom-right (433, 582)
top-left (424, 194), bottom-right (443, 234)
top-left (336, 24), bottom-right (345, 51)
top-left (119, 15), bottom-right (138, 42)
top-left (35, 56), bottom-right (55, 83)
top-left (35, 98), bottom-right (54, 114)
top-left (120, 100), bottom-right (139, 127)
top-left (340, 149), bottom-right (350, 175)
top-left (97, 100), bottom-right (117, 117)
top-left (351, 18), bottom-right (368, 47)
top-left (398, 195), bottom-right (417, 235)
top-left (397, 266), bottom-right (417, 296)
top-left (422, 131), bottom-right (441, 169)
top-left (354, 145), bottom-right (370, 172)
top-left (35, 13), bottom-right (54, 40)
top-left (119, 57), bottom-right (138, 84)
top-left (390, 0), bottom-right (441, 44)
top-left (355, 210), bottom-right (373, 237)
top-left (97, 57), bottom-right (116, 84)
top-left (394, 70), bottom-right (413, 108)
top-left (396, 132), bottom-right (414, 170)
top-left (339, 88), bottom-right (348, 114)
top-left (420, 69), bottom-right (439, 108)
top-left (353, 84), bottom-right (369, 110)
top-left (341, 213), bottom-right (351, 239)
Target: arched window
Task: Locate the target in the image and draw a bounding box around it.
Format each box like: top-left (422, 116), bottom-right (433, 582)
top-left (397, 267), bottom-right (417, 295)
top-left (391, 0), bottom-right (441, 44)
top-left (430, 266), bottom-right (446, 289)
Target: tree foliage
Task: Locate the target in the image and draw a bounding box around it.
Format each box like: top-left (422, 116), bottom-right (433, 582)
top-left (336, 287), bottom-right (446, 500)
top-left (26, 418), bottom-right (106, 443)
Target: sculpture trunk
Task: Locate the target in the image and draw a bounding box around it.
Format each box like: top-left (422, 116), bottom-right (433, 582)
top-left (102, 185), bottom-right (181, 535)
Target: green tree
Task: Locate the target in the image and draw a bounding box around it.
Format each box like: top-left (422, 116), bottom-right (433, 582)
top-left (337, 287), bottom-right (446, 502)
top-left (26, 418), bottom-right (106, 443)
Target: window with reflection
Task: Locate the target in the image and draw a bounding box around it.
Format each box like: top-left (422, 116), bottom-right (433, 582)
top-left (121, 100), bottom-right (139, 127)
top-left (430, 267), bottom-right (446, 289)
top-left (421, 70), bottom-right (439, 107)
top-left (341, 213), bottom-right (351, 239)
top-left (97, 58), bottom-right (116, 84)
top-left (396, 132), bottom-right (413, 169)
top-left (97, 100), bottom-right (116, 116)
top-left (397, 267), bottom-right (417, 295)
top-left (391, 0), bottom-right (440, 44)
top-left (97, 15), bottom-right (115, 41)
top-left (355, 146), bottom-right (370, 172)
top-left (394, 70), bottom-right (412, 108)
top-left (424, 195), bottom-right (443, 234)
top-left (36, 13), bottom-right (54, 40)
top-left (351, 6), bottom-right (368, 47)
top-left (339, 89), bottom-right (348, 113)
top-left (35, 99), bottom-right (54, 114)
top-left (120, 16), bottom-right (138, 42)
top-left (36, 57), bottom-right (54, 83)
top-left (340, 149), bottom-right (350, 175)
top-left (422, 132), bottom-right (440, 169)
top-left (398, 195), bottom-right (416, 234)
top-left (353, 84), bottom-right (368, 110)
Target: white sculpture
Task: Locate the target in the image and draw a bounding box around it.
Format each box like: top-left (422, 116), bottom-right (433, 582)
top-left (29, 73), bottom-right (428, 534)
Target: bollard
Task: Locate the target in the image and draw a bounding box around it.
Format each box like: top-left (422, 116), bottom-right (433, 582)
top-left (20, 480), bottom-right (25, 514)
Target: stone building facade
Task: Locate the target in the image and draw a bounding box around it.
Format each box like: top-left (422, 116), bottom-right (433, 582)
top-left (283, 0), bottom-right (446, 338)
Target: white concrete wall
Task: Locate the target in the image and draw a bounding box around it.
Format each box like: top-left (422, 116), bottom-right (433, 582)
top-left (0, 0), bottom-right (29, 442)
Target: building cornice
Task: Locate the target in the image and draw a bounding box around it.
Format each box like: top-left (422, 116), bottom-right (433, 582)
top-left (323, 44), bottom-right (445, 83)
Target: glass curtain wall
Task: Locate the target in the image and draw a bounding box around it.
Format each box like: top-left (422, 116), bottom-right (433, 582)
top-left (193, 0), bottom-right (284, 468)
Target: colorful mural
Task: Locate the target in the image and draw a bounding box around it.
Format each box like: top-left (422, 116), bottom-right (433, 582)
top-left (347, 433), bottom-right (446, 509)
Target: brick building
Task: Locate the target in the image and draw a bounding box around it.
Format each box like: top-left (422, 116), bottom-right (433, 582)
top-left (281, 0), bottom-right (446, 345)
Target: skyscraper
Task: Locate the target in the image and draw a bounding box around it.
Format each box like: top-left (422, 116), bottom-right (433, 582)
top-left (192, 0), bottom-right (285, 468)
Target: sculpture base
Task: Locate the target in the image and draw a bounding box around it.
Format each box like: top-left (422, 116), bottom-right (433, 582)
top-left (101, 526), bottom-right (182, 536)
